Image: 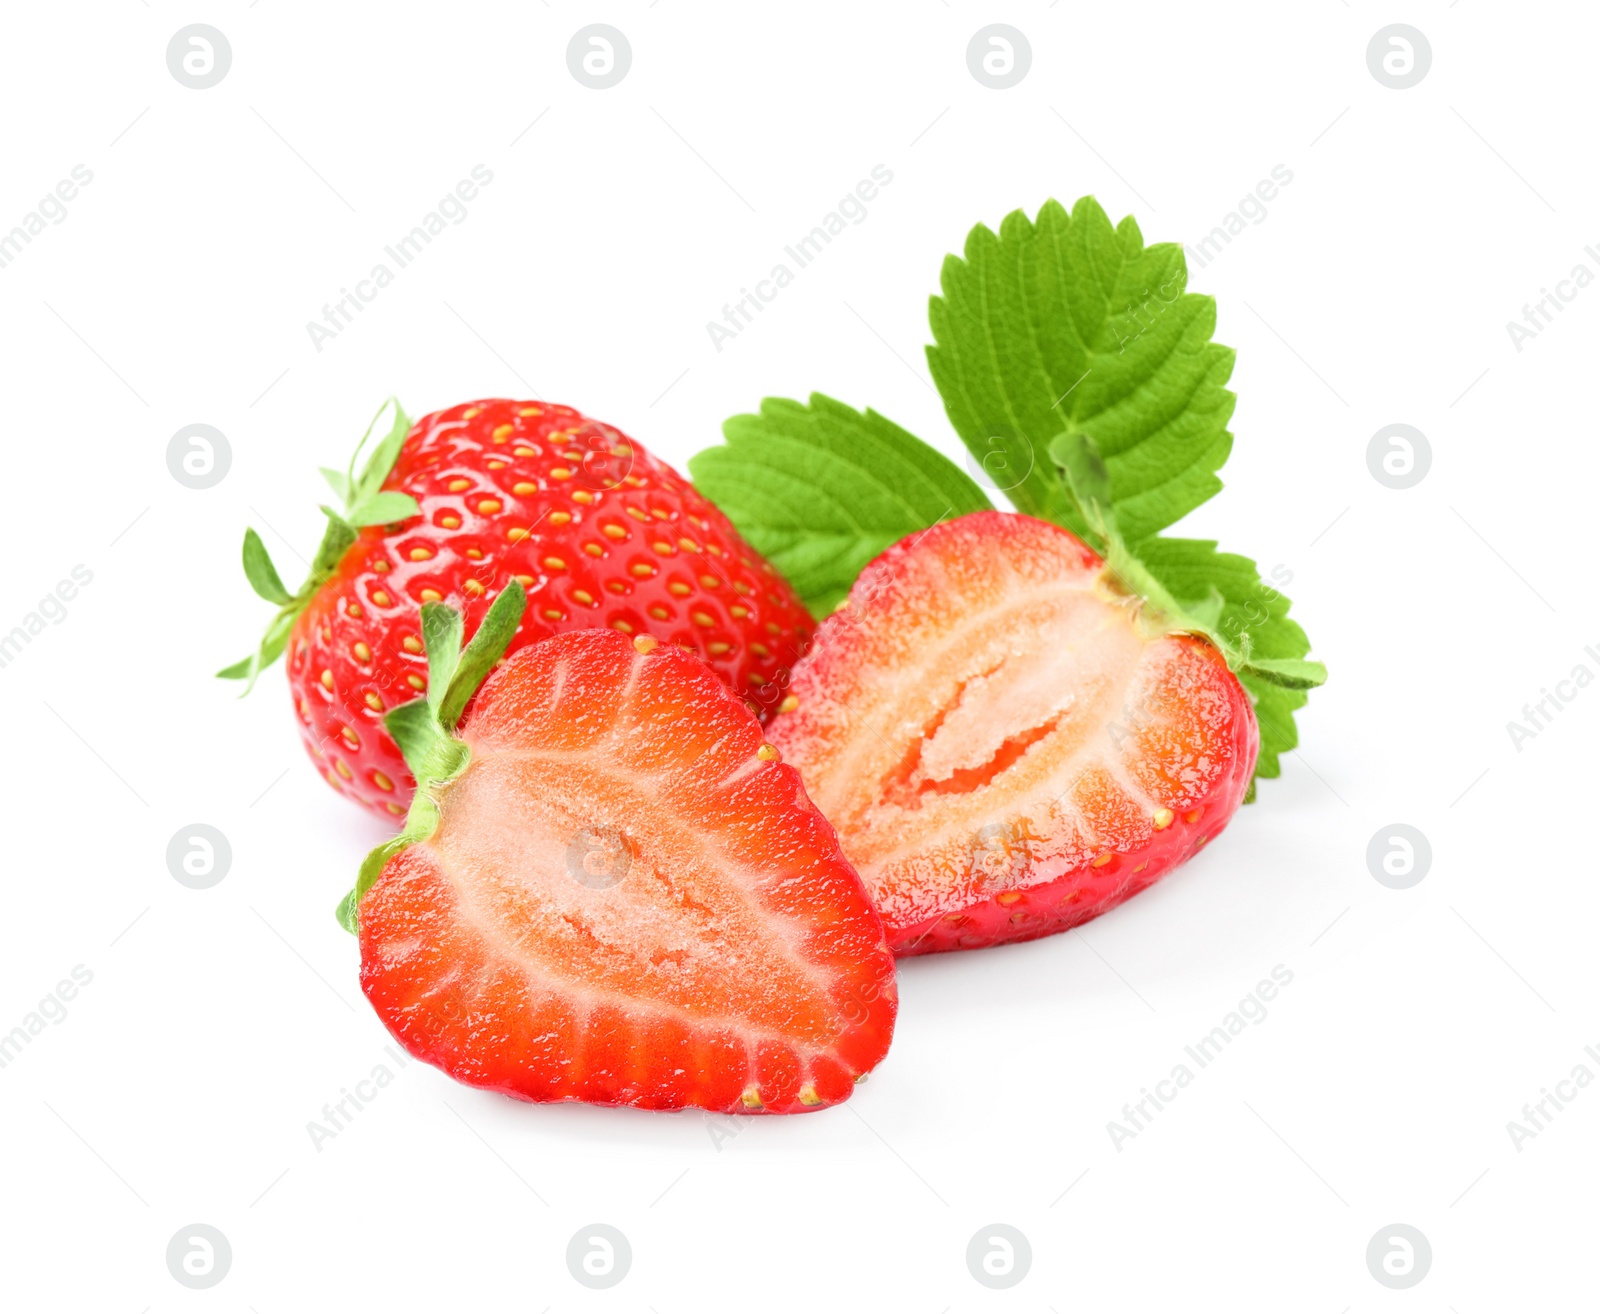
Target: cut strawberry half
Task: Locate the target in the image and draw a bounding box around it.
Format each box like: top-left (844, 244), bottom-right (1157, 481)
top-left (347, 585), bottom-right (896, 1113)
top-left (768, 511), bottom-right (1260, 955)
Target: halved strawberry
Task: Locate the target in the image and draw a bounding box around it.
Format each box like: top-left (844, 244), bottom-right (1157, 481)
top-left (768, 511), bottom-right (1259, 955)
top-left (350, 586), bottom-right (896, 1113)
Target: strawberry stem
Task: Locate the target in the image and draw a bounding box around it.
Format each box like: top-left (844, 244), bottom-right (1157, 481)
top-left (335, 580), bottom-right (528, 934)
top-left (1048, 430), bottom-right (1327, 693)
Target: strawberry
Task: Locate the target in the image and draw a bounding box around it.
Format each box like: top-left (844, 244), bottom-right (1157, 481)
top-left (767, 510), bottom-right (1260, 955)
top-left (221, 399), bottom-right (814, 820)
top-left (348, 584), bottom-right (896, 1113)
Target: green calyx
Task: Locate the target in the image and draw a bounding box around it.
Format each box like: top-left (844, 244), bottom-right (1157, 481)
top-left (217, 398), bottom-right (419, 693)
top-left (335, 579), bottom-right (528, 935)
top-left (1048, 430), bottom-right (1328, 694)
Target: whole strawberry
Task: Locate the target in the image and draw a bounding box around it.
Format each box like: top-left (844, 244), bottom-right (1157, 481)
top-left (221, 399), bottom-right (814, 818)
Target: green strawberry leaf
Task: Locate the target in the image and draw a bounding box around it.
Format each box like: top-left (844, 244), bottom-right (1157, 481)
top-left (928, 197), bottom-right (1235, 542)
top-left (382, 698), bottom-right (457, 782)
top-left (216, 608), bottom-right (295, 692)
top-left (1238, 655), bottom-right (1328, 691)
top-left (1181, 586), bottom-right (1227, 632)
top-left (1047, 431), bottom-right (1117, 546)
top-left (338, 834), bottom-right (412, 935)
top-left (347, 490), bottom-right (421, 529)
top-left (240, 528), bottom-right (292, 606)
top-left (688, 394), bottom-right (992, 615)
top-left (419, 603), bottom-right (464, 718)
top-left (439, 582), bottom-right (528, 729)
top-left (319, 466), bottom-right (353, 502)
top-left (354, 399), bottom-right (412, 502)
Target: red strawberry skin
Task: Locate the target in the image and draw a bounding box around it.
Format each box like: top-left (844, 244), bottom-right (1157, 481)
top-left (767, 511), bottom-right (1259, 956)
top-left (358, 630), bottom-right (896, 1113)
top-left (285, 401), bottom-right (814, 819)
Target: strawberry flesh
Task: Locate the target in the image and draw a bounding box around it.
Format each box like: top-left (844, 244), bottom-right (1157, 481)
top-left (768, 511), bottom-right (1259, 955)
top-left (359, 629), bottom-right (896, 1112)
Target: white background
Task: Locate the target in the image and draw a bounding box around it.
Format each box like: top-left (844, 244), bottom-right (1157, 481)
top-left (1, 2), bottom-right (1594, 1310)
